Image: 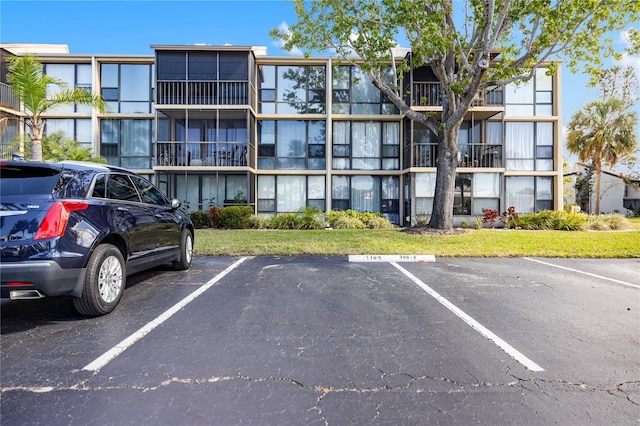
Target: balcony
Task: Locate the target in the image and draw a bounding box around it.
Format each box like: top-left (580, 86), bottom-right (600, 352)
top-left (0, 82), bottom-right (20, 110)
top-left (412, 143), bottom-right (503, 168)
top-left (410, 82), bottom-right (504, 107)
top-left (156, 141), bottom-right (248, 167)
top-left (156, 81), bottom-right (249, 106)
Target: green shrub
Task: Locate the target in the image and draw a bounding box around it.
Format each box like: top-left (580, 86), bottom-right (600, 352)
top-left (297, 206), bottom-right (325, 230)
top-left (269, 213), bottom-right (301, 229)
top-left (366, 216), bottom-right (395, 229)
top-left (332, 215), bottom-right (367, 229)
top-left (190, 210), bottom-right (210, 229)
top-left (218, 206), bottom-right (253, 229)
top-left (324, 209), bottom-right (382, 228)
top-left (585, 214), bottom-right (631, 231)
top-left (509, 210), bottom-right (587, 231)
top-left (267, 211), bottom-right (325, 230)
top-left (248, 215), bottom-right (270, 229)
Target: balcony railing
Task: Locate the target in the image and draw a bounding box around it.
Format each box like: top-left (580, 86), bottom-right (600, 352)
top-left (0, 82), bottom-right (20, 110)
top-left (156, 81), bottom-right (249, 105)
top-left (412, 143), bottom-right (503, 168)
top-left (156, 141), bottom-right (248, 167)
top-left (410, 82), bottom-right (503, 107)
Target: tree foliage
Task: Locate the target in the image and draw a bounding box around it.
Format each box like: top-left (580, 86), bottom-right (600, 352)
top-left (6, 132), bottom-right (107, 163)
top-left (6, 54), bottom-right (110, 162)
top-left (272, 0), bottom-right (639, 229)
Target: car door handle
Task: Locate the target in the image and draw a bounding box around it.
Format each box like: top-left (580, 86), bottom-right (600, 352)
top-left (116, 206), bottom-right (129, 212)
top-left (155, 214), bottom-right (164, 218)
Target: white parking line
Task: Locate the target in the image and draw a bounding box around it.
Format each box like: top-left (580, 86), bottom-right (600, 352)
top-left (391, 262), bottom-right (545, 372)
top-left (82, 257), bottom-right (250, 372)
top-left (348, 254), bottom-right (436, 263)
top-left (523, 257), bottom-right (640, 289)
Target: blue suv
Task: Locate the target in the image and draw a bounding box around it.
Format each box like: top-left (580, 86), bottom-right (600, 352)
top-left (1, 160), bottom-right (194, 316)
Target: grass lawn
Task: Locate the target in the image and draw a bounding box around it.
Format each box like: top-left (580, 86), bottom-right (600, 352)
top-left (194, 222), bottom-right (640, 258)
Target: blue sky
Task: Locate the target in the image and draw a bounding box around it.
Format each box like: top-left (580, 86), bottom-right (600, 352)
top-left (2, 0), bottom-right (638, 170)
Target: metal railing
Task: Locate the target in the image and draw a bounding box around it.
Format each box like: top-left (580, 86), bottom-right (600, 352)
top-left (0, 82), bottom-right (20, 110)
top-left (410, 82), bottom-right (503, 107)
top-left (156, 81), bottom-right (249, 105)
top-left (156, 141), bottom-right (248, 167)
top-left (412, 143), bottom-right (503, 168)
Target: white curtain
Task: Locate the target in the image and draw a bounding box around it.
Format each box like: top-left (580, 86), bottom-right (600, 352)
top-left (506, 176), bottom-right (534, 213)
top-left (506, 122), bottom-right (534, 170)
top-left (277, 176), bottom-right (306, 212)
top-left (352, 122), bottom-right (380, 169)
top-left (277, 121), bottom-right (305, 157)
top-left (351, 176), bottom-right (379, 212)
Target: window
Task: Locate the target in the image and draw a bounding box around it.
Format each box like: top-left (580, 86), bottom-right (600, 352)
top-left (45, 119), bottom-right (92, 149)
top-left (175, 173), bottom-right (248, 212)
top-left (259, 65), bottom-right (326, 114)
top-left (505, 122), bottom-right (554, 171)
top-left (331, 65), bottom-right (398, 115)
top-left (331, 175), bottom-right (400, 223)
top-left (473, 173), bottom-right (500, 214)
top-left (100, 119), bottom-right (152, 169)
top-left (453, 173), bottom-right (472, 215)
top-left (100, 63), bottom-right (153, 113)
top-left (415, 172), bottom-right (500, 215)
top-left (505, 69), bottom-right (554, 117)
top-left (257, 175), bottom-right (326, 214)
top-left (258, 120), bottom-right (326, 170)
top-left (107, 174), bottom-right (140, 202)
top-left (332, 121), bottom-right (400, 170)
top-left (45, 63), bottom-right (92, 113)
top-left (506, 176), bottom-right (554, 213)
top-left (130, 175), bottom-right (167, 206)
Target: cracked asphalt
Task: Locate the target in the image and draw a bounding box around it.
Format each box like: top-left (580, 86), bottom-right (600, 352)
top-left (1, 256), bottom-right (639, 425)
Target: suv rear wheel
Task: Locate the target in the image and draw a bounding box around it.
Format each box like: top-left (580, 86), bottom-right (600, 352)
top-left (73, 244), bottom-right (125, 316)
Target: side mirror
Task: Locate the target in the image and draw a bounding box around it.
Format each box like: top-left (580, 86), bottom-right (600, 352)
top-left (170, 199), bottom-right (182, 209)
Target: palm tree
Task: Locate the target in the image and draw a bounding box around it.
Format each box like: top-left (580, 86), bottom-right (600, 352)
top-left (567, 98), bottom-right (638, 214)
top-left (6, 54), bottom-right (109, 161)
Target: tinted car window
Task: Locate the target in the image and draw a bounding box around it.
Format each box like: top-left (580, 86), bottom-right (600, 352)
top-left (92, 174), bottom-right (107, 198)
top-left (130, 175), bottom-right (168, 206)
top-left (0, 164), bottom-right (62, 196)
top-left (107, 174), bottom-right (140, 202)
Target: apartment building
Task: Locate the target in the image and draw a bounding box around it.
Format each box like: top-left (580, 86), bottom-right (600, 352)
top-left (0, 43), bottom-right (563, 226)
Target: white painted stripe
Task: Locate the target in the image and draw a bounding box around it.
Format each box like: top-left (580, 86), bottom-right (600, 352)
top-left (82, 257), bottom-right (250, 372)
top-left (523, 257), bottom-right (640, 289)
top-left (349, 254), bottom-right (436, 263)
top-left (391, 262), bottom-right (545, 372)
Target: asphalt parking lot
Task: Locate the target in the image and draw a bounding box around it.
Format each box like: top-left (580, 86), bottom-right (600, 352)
top-left (1, 255), bottom-right (639, 425)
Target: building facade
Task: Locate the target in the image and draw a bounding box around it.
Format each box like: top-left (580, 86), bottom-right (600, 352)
top-left (0, 43), bottom-right (563, 226)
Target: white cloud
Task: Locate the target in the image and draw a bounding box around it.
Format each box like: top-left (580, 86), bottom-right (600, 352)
top-left (272, 22), bottom-right (303, 56)
top-left (616, 30), bottom-right (640, 74)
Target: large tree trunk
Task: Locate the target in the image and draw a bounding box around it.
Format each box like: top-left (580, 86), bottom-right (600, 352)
top-left (427, 126), bottom-right (460, 230)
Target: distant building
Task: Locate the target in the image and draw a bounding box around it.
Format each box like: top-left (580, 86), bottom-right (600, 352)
top-left (565, 164), bottom-right (640, 215)
top-left (1, 43), bottom-right (563, 226)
